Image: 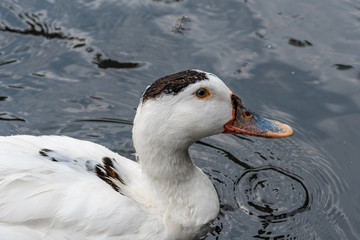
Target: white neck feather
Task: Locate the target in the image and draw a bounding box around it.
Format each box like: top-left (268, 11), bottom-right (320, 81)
top-left (135, 128), bottom-right (195, 181)
top-left (132, 100), bottom-right (219, 228)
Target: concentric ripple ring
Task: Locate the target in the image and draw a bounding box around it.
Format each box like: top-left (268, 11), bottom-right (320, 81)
top-left (235, 166), bottom-right (310, 222)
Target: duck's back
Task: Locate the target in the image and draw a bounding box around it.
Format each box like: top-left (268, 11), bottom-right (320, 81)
top-left (0, 135), bottom-right (165, 240)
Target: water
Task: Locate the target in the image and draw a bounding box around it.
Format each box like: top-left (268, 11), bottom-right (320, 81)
top-left (1, 0), bottom-right (359, 239)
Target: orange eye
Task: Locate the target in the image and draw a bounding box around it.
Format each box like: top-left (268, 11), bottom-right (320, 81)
top-left (195, 88), bottom-right (211, 99)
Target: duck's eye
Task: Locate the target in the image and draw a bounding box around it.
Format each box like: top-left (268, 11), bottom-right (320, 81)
top-left (195, 88), bottom-right (211, 99)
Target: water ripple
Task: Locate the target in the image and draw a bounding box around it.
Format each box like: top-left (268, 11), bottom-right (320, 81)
top-left (0, 3), bottom-right (143, 70)
top-left (74, 118), bottom-right (133, 125)
top-left (0, 10), bottom-right (85, 42)
top-left (0, 112), bottom-right (25, 122)
top-left (235, 166), bottom-right (309, 222)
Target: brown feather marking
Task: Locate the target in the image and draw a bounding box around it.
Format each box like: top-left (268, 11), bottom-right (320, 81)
top-left (39, 149), bottom-right (58, 162)
top-left (142, 70), bottom-right (208, 102)
top-left (102, 157), bottom-right (125, 185)
top-left (95, 157), bottom-right (125, 193)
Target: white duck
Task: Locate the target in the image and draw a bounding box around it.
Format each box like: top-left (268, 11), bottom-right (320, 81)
top-left (0, 70), bottom-right (293, 240)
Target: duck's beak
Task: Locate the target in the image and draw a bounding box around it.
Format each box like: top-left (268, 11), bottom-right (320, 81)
top-left (223, 94), bottom-right (293, 138)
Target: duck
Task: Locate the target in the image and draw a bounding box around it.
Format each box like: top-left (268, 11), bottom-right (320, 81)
top-left (0, 70), bottom-right (293, 240)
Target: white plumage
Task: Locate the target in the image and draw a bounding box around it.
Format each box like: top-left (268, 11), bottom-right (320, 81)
top-left (0, 70), bottom-right (293, 240)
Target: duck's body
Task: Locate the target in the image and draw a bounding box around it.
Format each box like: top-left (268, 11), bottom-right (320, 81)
top-left (0, 70), bottom-right (293, 240)
top-left (0, 135), bottom-right (215, 240)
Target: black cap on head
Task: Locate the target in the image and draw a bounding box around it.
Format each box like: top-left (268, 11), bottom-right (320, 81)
top-left (142, 70), bottom-right (208, 103)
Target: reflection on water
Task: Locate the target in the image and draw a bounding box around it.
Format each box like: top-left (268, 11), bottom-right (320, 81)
top-left (0, 12), bottom-right (85, 42)
top-left (197, 140), bottom-right (252, 169)
top-left (0, 59), bottom-right (18, 67)
top-left (0, 112), bottom-right (25, 122)
top-left (332, 64), bottom-right (353, 71)
top-left (1, 0), bottom-right (360, 239)
top-left (92, 53), bottom-right (142, 69)
top-left (170, 16), bottom-right (191, 34)
top-left (0, 3), bottom-right (143, 70)
top-left (288, 38), bottom-right (313, 48)
top-left (74, 117), bottom-right (133, 125)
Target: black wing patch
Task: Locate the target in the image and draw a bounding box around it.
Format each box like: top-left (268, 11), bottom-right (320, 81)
top-left (39, 148), bottom-right (58, 162)
top-left (39, 149), bottom-right (125, 193)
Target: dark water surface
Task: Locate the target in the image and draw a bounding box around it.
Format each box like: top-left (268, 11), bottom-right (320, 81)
top-left (1, 0), bottom-right (359, 239)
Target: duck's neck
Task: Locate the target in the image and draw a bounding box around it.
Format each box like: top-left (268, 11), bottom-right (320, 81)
top-left (137, 140), bottom-right (219, 226)
top-left (132, 102), bottom-right (198, 183)
top-left (133, 127), bottom-right (219, 228)
top-left (135, 133), bottom-right (196, 184)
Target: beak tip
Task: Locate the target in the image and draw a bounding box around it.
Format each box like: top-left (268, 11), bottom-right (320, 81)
top-left (269, 121), bottom-right (294, 138)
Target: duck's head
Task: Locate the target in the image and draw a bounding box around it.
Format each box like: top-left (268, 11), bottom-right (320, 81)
top-left (133, 70), bottom-right (293, 151)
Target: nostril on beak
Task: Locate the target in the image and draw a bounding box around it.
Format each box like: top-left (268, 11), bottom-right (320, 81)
top-left (243, 111), bottom-right (253, 119)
